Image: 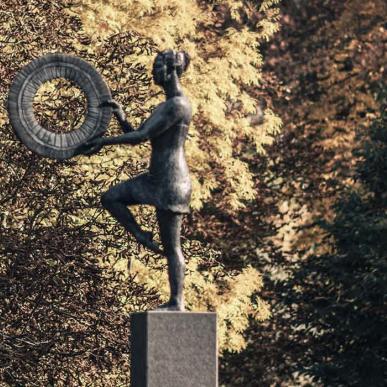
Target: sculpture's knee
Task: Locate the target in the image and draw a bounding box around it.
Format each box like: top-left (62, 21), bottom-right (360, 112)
top-left (101, 189), bottom-right (115, 210)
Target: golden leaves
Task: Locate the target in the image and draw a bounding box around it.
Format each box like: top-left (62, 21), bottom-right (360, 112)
top-left (70, 0), bottom-right (283, 211)
top-left (33, 79), bottom-right (87, 133)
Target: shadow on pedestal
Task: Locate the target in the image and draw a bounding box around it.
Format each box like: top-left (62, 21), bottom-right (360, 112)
top-left (130, 312), bottom-right (218, 387)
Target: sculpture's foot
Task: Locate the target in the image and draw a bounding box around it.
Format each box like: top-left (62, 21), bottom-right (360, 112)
top-left (152, 300), bottom-right (185, 312)
top-left (135, 231), bottom-right (164, 255)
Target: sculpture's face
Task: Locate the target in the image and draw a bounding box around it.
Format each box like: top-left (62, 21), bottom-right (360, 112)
top-left (152, 50), bottom-right (176, 87)
top-left (152, 62), bottom-right (165, 86)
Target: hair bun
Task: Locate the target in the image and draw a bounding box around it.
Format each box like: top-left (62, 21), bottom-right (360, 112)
top-left (180, 51), bottom-right (191, 72)
top-left (174, 50), bottom-right (190, 76)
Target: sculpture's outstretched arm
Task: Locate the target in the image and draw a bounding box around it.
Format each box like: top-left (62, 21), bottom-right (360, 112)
top-left (100, 100), bottom-right (134, 133)
top-left (94, 96), bottom-right (188, 147)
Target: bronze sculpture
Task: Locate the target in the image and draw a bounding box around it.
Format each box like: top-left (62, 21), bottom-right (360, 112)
top-left (77, 50), bottom-right (192, 311)
top-left (8, 49), bottom-right (192, 311)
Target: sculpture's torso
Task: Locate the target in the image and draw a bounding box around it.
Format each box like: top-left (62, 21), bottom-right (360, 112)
top-left (147, 98), bottom-right (192, 213)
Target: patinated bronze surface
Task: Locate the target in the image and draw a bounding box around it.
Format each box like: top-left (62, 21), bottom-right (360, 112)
top-left (78, 50), bottom-right (192, 311)
top-left (7, 53), bottom-right (112, 160)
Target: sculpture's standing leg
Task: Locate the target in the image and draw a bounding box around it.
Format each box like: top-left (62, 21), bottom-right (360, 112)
top-left (156, 209), bottom-right (185, 310)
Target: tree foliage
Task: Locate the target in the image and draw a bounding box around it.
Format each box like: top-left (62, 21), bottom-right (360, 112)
top-left (289, 83), bottom-right (387, 386)
top-left (219, 1), bottom-right (387, 385)
top-left (0, 0), bottom-right (281, 385)
top-left (69, 0), bottom-right (283, 210)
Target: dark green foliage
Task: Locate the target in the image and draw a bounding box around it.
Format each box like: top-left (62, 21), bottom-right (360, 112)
top-left (292, 83), bottom-right (387, 386)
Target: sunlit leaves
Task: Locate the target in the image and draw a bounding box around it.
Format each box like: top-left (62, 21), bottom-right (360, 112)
top-left (70, 0), bottom-right (283, 211)
top-left (33, 78), bottom-right (87, 133)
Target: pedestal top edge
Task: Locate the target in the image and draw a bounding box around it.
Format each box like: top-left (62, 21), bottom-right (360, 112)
top-left (130, 311), bottom-right (217, 315)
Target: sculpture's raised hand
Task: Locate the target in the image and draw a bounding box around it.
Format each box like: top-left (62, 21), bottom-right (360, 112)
top-left (100, 99), bottom-right (125, 120)
top-left (100, 99), bottom-right (122, 110)
top-left (100, 99), bottom-right (134, 133)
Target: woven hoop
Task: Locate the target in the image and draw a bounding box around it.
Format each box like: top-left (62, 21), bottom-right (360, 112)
top-left (7, 53), bottom-right (112, 160)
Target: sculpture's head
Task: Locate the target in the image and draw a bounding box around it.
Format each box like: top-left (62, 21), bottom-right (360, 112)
top-left (152, 49), bottom-right (190, 87)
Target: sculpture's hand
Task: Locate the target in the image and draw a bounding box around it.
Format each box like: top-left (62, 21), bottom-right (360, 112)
top-left (100, 99), bottom-right (121, 110)
top-left (100, 99), bottom-right (125, 120)
top-left (75, 137), bottom-right (105, 156)
top-left (100, 99), bottom-right (134, 133)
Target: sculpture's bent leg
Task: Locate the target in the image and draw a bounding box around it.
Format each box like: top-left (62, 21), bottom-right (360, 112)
top-left (155, 209), bottom-right (185, 311)
top-left (101, 181), bottom-right (163, 254)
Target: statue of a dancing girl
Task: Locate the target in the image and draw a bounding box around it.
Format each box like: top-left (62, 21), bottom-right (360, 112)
top-left (78, 50), bottom-right (192, 311)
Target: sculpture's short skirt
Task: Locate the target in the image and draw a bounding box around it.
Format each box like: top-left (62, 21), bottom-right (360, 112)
top-left (110, 172), bottom-right (192, 214)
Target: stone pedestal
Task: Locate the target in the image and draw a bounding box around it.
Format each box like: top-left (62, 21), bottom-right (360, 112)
top-left (130, 312), bottom-right (218, 387)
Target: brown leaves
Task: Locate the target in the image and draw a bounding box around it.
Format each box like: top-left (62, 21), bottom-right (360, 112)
top-left (0, 1), bottom-right (159, 385)
top-left (33, 78), bottom-right (88, 134)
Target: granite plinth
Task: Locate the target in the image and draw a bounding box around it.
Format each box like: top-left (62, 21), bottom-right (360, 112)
top-left (130, 311), bottom-right (218, 387)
